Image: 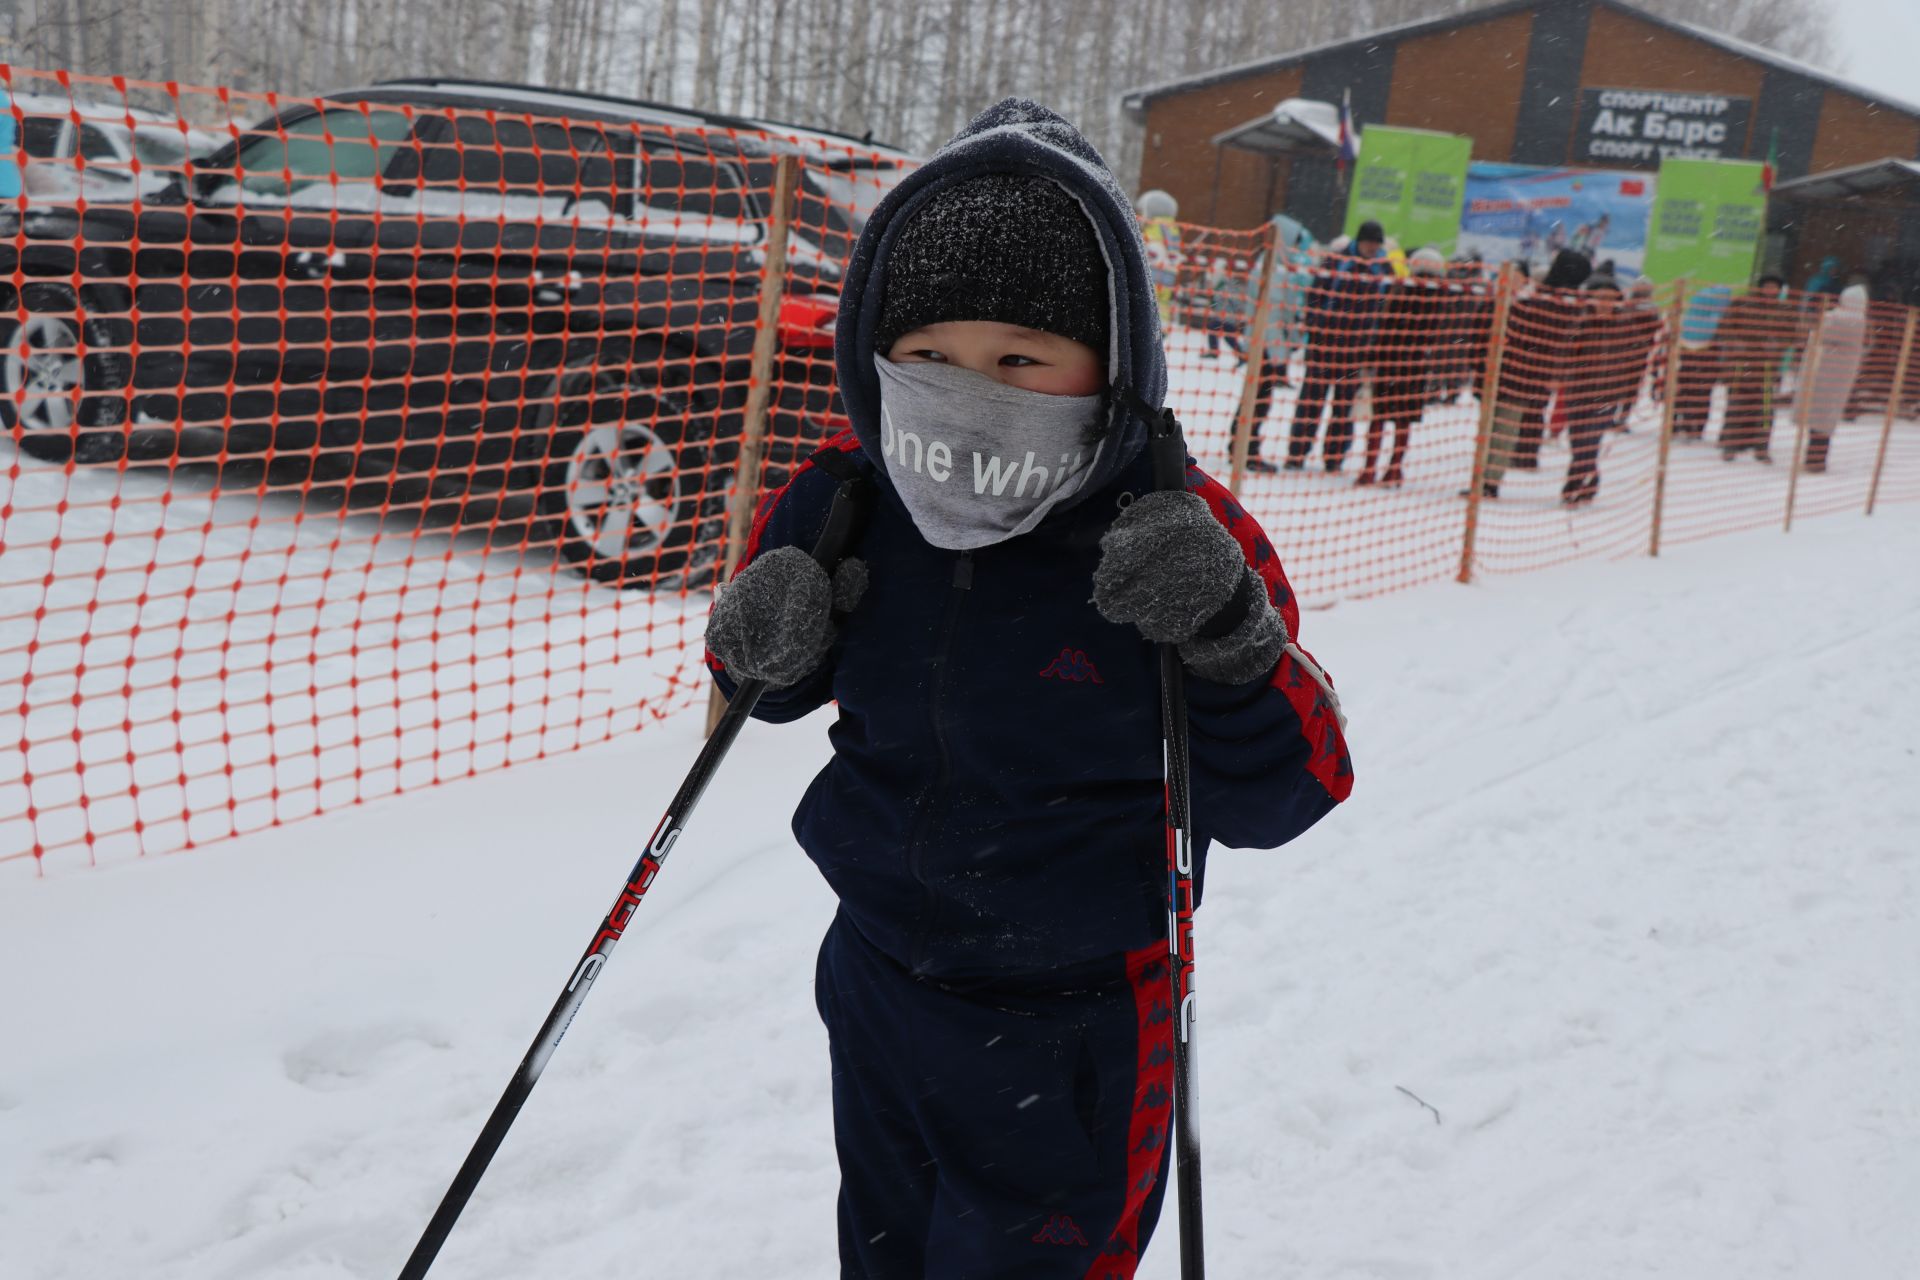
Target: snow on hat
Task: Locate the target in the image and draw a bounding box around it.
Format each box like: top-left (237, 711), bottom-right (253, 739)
top-left (1409, 247), bottom-right (1446, 275)
top-left (874, 172), bottom-right (1110, 355)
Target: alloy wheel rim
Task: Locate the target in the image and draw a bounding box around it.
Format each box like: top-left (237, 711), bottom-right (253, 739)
top-left (564, 421), bottom-right (677, 561)
top-left (3, 315), bottom-right (84, 434)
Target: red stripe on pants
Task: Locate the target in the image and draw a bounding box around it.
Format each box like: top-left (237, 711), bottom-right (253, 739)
top-left (1085, 942), bottom-right (1177, 1278)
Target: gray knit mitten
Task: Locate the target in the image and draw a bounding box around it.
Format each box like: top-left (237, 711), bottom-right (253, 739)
top-left (1093, 490), bottom-right (1287, 685)
top-left (707, 546), bottom-right (868, 687)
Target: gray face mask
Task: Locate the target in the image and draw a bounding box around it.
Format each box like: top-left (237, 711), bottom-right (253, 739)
top-left (873, 356), bottom-right (1106, 551)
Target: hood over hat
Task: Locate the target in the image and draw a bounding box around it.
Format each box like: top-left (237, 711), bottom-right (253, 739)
top-left (836, 98), bottom-right (1168, 503)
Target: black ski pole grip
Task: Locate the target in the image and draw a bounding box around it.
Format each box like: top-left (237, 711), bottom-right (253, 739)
top-left (806, 472), bottom-right (874, 571)
top-left (1114, 379), bottom-right (1190, 495)
top-left (1149, 407), bottom-right (1188, 495)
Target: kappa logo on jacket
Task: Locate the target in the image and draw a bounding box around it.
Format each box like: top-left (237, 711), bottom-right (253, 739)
top-left (1031, 1212), bottom-right (1090, 1246)
top-left (1039, 647), bottom-right (1104, 684)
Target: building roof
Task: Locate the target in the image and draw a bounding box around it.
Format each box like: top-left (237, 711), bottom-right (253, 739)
top-left (1121, 0), bottom-right (1920, 123)
top-left (1211, 98), bottom-right (1345, 154)
top-left (1771, 158), bottom-right (1920, 203)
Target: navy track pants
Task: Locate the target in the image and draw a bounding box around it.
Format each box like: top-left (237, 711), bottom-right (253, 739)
top-left (814, 912), bottom-right (1174, 1279)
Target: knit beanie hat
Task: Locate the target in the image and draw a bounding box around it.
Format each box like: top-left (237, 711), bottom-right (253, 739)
top-left (874, 173), bottom-right (1110, 356)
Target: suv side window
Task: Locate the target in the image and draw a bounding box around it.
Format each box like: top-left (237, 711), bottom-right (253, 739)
top-left (416, 113), bottom-right (622, 217)
top-left (637, 142), bottom-right (748, 221)
top-left (220, 109), bottom-right (413, 201)
top-left (77, 124), bottom-right (122, 163)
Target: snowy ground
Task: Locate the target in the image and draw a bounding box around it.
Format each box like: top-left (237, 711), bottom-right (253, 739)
top-left (4, 503), bottom-right (1916, 1279)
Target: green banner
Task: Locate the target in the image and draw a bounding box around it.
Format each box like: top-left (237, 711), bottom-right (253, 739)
top-left (1343, 126), bottom-right (1473, 255)
top-left (1641, 157), bottom-right (1767, 285)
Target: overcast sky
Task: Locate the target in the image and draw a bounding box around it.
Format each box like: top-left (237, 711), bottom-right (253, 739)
top-left (1828, 0), bottom-right (1920, 109)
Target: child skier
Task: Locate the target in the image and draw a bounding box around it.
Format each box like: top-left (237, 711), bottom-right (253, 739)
top-left (704, 99), bottom-right (1353, 1278)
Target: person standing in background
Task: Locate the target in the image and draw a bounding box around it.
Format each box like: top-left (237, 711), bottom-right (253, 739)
top-left (0, 89), bottom-right (20, 202)
top-left (1797, 284), bottom-right (1870, 473)
top-left (1240, 215), bottom-right (1316, 472)
top-left (1717, 274), bottom-right (1798, 462)
top-left (1199, 255), bottom-right (1248, 363)
top-left (1558, 273), bottom-right (1636, 506)
top-left (1358, 248), bottom-right (1448, 487)
top-left (1466, 249), bottom-right (1588, 499)
top-left (1803, 256), bottom-right (1843, 297)
top-left (1673, 283), bottom-right (1732, 440)
top-left (1278, 221), bottom-right (1389, 474)
top-left (1137, 189), bottom-right (1182, 333)
top-left (1506, 249), bottom-right (1591, 471)
top-left (1609, 275), bottom-right (1664, 432)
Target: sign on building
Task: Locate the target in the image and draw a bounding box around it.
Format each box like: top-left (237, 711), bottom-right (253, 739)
top-left (1641, 156), bottom-right (1768, 285)
top-left (1342, 125), bottom-right (1474, 255)
top-left (1574, 89), bottom-right (1754, 167)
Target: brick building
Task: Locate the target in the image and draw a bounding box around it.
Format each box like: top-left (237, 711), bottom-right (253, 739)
top-left (1121, 0), bottom-right (1920, 296)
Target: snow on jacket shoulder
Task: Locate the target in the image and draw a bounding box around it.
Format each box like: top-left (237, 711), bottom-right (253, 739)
top-left (706, 434), bottom-right (1351, 981)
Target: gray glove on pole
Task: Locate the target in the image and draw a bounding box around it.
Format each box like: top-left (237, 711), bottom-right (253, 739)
top-left (1093, 490), bottom-right (1288, 685)
top-left (706, 546), bottom-right (869, 687)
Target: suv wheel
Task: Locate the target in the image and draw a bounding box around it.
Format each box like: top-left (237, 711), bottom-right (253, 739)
top-left (2, 284), bottom-right (129, 462)
top-left (538, 367), bottom-right (726, 590)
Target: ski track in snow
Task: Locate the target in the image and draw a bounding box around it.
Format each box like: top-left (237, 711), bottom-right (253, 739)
top-left (2, 475), bottom-right (1919, 1278)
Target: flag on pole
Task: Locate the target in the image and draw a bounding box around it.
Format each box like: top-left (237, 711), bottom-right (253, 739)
top-left (1337, 88), bottom-right (1359, 170)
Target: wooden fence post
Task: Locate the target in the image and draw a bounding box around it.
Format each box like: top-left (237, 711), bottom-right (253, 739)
top-left (1649, 279), bottom-right (1687, 558)
top-left (1457, 266), bottom-right (1515, 584)
top-left (707, 154), bottom-right (800, 736)
top-left (1866, 310), bottom-right (1917, 517)
top-left (1782, 314), bottom-right (1821, 534)
top-left (1228, 225), bottom-right (1280, 497)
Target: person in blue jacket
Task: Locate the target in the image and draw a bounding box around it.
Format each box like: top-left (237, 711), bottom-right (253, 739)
top-left (0, 90), bottom-right (21, 202)
top-left (704, 98), bottom-right (1353, 1279)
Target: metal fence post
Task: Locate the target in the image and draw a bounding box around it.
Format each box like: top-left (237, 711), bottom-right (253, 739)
top-left (1648, 280), bottom-right (1687, 558)
top-left (1866, 310), bottom-right (1917, 517)
top-left (706, 154), bottom-right (800, 736)
top-left (1228, 226), bottom-right (1280, 497)
top-left (1457, 266), bottom-right (1514, 584)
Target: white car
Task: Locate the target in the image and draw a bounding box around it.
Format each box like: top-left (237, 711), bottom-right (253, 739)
top-left (10, 92), bottom-right (222, 204)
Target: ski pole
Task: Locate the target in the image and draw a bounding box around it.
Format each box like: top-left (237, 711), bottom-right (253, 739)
top-left (1142, 396), bottom-right (1206, 1277)
top-left (396, 470), bottom-right (873, 1280)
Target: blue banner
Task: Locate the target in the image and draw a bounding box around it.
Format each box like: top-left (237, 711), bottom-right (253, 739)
top-left (1458, 162), bottom-right (1656, 277)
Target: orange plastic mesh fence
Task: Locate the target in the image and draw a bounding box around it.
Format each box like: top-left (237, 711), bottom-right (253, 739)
top-left (1158, 223), bottom-right (1504, 601)
top-left (0, 68), bottom-right (876, 871)
top-left (5, 70), bottom-right (1916, 873)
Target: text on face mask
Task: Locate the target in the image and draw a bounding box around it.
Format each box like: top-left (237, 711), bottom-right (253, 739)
top-left (882, 413), bottom-right (1089, 500)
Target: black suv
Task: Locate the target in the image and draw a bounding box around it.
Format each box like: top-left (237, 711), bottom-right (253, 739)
top-left (0, 81), bottom-right (902, 587)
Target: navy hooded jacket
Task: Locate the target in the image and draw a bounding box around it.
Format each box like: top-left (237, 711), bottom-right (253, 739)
top-left (710, 100), bottom-right (1352, 981)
